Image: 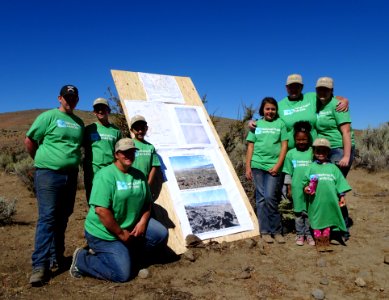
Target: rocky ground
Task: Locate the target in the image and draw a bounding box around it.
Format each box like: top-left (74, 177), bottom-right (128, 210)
top-left (0, 168), bottom-right (388, 299)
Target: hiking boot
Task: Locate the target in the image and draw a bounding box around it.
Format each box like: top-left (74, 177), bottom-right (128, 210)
top-left (274, 234), bottom-right (286, 244)
top-left (306, 235), bottom-right (316, 246)
top-left (261, 234), bottom-right (274, 244)
top-left (69, 248), bottom-right (83, 279)
top-left (29, 268), bottom-right (48, 286)
top-left (295, 235), bottom-right (305, 246)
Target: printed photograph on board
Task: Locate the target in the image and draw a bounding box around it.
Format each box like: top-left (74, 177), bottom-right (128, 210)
top-left (182, 188), bottom-right (239, 234)
top-left (169, 155), bottom-right (221, 190)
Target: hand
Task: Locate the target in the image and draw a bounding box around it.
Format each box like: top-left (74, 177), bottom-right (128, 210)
top-left (130, 220), bottom-right (147, 238)
top-left (117, 229), bottom-right (132, 243)
top-left (246, 168), bottom-right (253, 181)
top-left (338, 156), bottom-right (350, 167)
top-left (268, 165), bottom-right (280, 176)
top-left (304, 186), bottom-right (315, 195)
top-left (339, 197), bottom-right (346, 207)
top-left (335, 96), bottom-right (349, 112)
top-left (248, 120), bottom-right (256, 131)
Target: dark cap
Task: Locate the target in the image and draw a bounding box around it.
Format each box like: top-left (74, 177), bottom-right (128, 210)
top-left (60, 85), bottom-right (79, 97)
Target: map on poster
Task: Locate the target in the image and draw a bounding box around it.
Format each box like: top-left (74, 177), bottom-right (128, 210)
top-left (124, 100), bottom-right (217, 148)
top-left (158, 148), bottom-right (254, 240)
top-left (138, 72), bottom-right (185, 104)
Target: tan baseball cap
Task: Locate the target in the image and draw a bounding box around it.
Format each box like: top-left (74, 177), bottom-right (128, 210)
top-left (316, 77), bottom-right (334, 89)
top-left (115, 138), bottom-right (138, 152)
top-left (130, 115), bottom-right (147, 128)
top-left (286, 74), bottom-right (303, 85)
top-left (312, 138), bottom-right (331, 149)
top-left (93, 97), bottom-right (110, 108)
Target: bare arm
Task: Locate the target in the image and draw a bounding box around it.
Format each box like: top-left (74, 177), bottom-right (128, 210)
top-left (335, 96), bottom-right (349, 112)
top-left (95, 206), bottom-right (131, 242)
top-left (24, 137), bottom-right (38, 159)
top-left (338, 123), bottom-right (352, 167)
top-left (269, 140), bottom-right (288, 176)
top-left (148, 166), bottom-right (158, 186)
top-left (245, 142), bottom-right (254, 181)
top-left (248, 120), bottom-right (256, 131)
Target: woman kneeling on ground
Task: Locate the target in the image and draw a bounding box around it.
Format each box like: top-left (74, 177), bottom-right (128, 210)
top-left (69, 138), bottom-right (168, 282)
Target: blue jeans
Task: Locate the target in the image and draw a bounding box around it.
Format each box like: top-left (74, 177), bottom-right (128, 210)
top-left (32, 168), bottom-right (78, 269)
top-left (295, 211), bottom-right (311, 236)
top-left (252, 168), bottom-right (283, 235)
top-left (75, 218), bottom-right (168, 282)
top-left (329, 146), bottom-right (355, 178)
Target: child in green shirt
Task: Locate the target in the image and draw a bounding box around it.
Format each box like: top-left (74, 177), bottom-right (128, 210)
top-left (129, 115), bottom-right (160, 186)
top-left (303, 138), bottom-right (351, 251)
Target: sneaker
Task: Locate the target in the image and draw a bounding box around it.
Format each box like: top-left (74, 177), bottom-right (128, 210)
top-left (295, 235), bottom-right (305, 246)
top-left (69, 248), bottom-right (83, 279)
top-left (262, 234), bottom-right (274, 244)
top-left (29, 268), bottom-right (48, 286)
top-left (274, 234), bottom-right (286, 244)
top-left (306, 236), bottom-right (316, 246)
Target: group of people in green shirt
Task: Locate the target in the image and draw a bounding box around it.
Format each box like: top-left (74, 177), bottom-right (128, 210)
top-left (246, 74), bottom-right (354, 248)
top-left (25, 85), bottom-right (167, 286)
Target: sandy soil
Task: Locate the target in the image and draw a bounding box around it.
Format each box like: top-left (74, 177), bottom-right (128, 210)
top-left (0, 168), bottom-right (388, 299)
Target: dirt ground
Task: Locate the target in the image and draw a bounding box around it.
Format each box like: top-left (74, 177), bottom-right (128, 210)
top-left (0, 168), bottom-right (388, 300)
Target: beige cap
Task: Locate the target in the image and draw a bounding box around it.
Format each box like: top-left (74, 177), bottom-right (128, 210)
top-left (286, 74), bottom-right (303, 85)
top-left (115, 138), bottom-right (138, 152)
top-left (130, 115), bottom-right (147, 128)
top-left (316, 77), bottom-right (334, 89)
top-left (93, 97), bottom-right (110, 108)
top-left (312, 138), bottom-right (331, 149)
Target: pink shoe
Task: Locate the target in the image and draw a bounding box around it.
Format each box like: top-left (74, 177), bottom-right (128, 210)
top-left (295, 235), bottom-right (305, 246)
top-left (306, 235), bottom-right (316, 246)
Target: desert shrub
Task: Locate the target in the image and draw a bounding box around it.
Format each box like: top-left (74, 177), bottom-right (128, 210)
top-left (354, 123), bottom-right (389, 172)
top-left (0, 153), bottom-right (13, 172)
top-left (221, 105), bottom-right (256, 206)
top-left (13, 157), bottom-right (35, 194)
top-left (107, 87), bottom-right (131, 138)
top-left (0, 196), bottom-right (17, 225)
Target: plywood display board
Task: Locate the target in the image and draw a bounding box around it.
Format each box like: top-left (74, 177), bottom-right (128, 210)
top-left (111, 70), bottom-right (259, 254)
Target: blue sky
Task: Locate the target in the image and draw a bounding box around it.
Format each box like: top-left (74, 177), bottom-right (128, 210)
top-left (170, 155), bottom-right (212, 170)
top-left (0, 0), bottom-right (388, 129)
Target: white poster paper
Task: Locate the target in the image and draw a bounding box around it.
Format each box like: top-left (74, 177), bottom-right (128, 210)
top-left (158, 148), bottom-right (254, 240)
top-left (124, 100), bottom-right (217, 148)
top-left (139, 72), bottom-right (185, 103)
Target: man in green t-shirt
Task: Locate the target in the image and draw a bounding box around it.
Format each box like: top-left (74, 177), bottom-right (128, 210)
top-left (69, 138), bottom-right (168, 282)
top-left (25, 85), bottom-right (84, 286)
top-left (83, 98), bottom-right (122, 202)
top-left (129, 115), bottom-right (161, 186)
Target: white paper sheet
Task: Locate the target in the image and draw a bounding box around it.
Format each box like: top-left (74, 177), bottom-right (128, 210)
top-left (139, 72), bottom-right (185, 103)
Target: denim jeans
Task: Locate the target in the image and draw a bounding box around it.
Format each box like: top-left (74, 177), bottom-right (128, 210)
top-left (329, 146), bottom-right (355, 178)
top-left (252, 168), bottom-right (283, 235)
top-left (32, 168), bottom-right (78, 269)
top-left (295, 211), bottom-right (311, 236)
top-left (76, 218), bottom-right (168, 282)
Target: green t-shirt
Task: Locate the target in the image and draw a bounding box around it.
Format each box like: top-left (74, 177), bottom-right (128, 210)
top-left (85, 163), bottom-right (151, 241)
top-left (83, 122), bottom-right (122, 174)
top-left (131, 139), bottom-right (160, 177)
top-left (282, 147), bottom-right (313, 212)
top-left (246, 118), bottom-right (288, 171)
top-left (26, 108), bottom-right (84, 170)
top-left (303, 162), bottom-right (351, 232)
top-left (316, 97), bottom-right (355, 149)
top-left (278, 92), bottom-right (317, 149)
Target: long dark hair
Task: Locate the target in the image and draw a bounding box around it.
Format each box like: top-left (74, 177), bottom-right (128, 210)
top-left (259, 97), bottom-right (279, 118)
